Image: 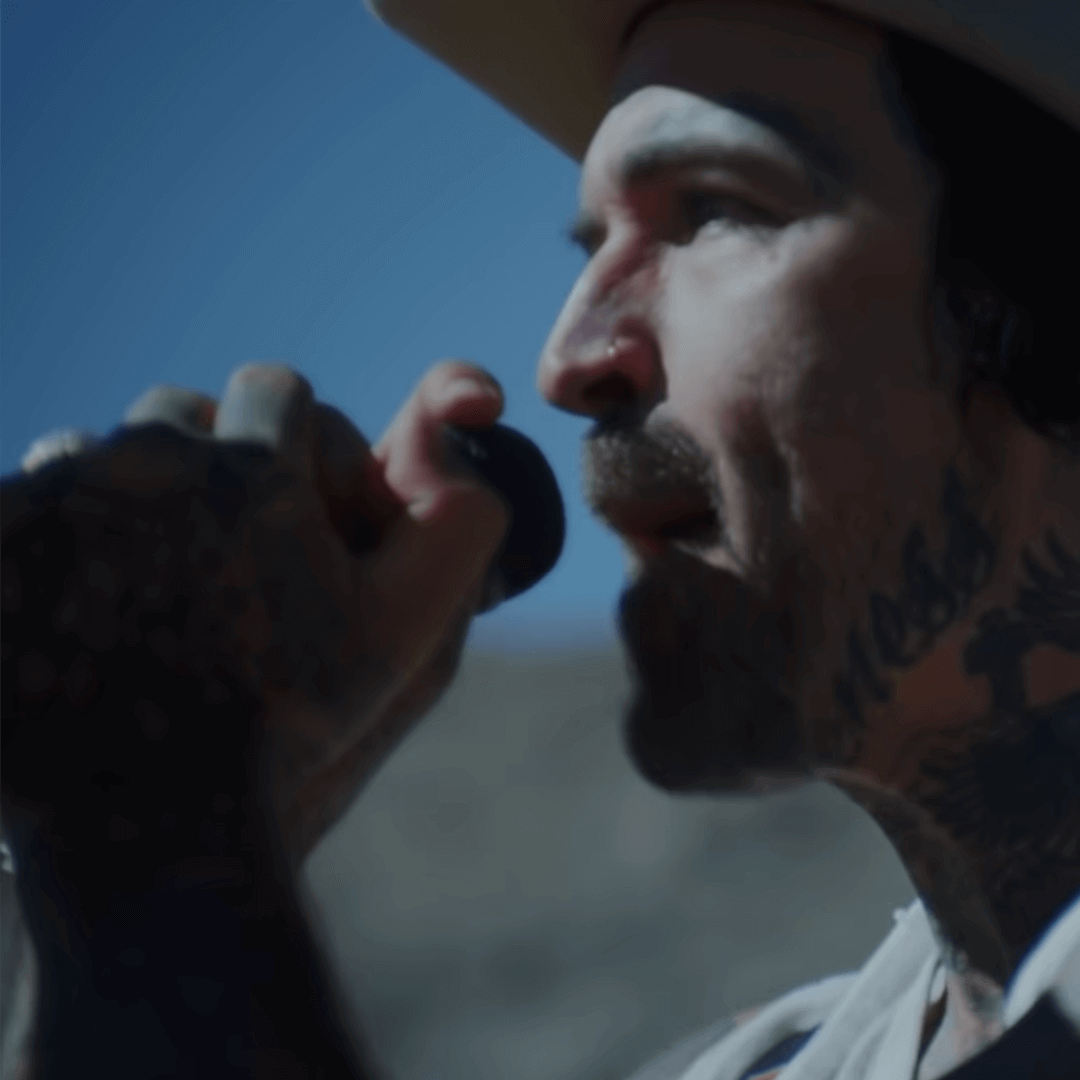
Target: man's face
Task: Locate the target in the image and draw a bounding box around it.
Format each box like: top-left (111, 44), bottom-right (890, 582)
top-left (537, 0), bottom-right (988, 792)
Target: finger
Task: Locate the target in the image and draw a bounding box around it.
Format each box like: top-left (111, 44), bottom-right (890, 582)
top-left (21, 429), bottom-right (102, 473)
top-left (124, 386), bottom-right (217, 438)
top-left (313, 404), bottom-right (404, 553)
top-left (214, 364), bottom-right (315, 468)
top-left (363, 363), bottom-right (508, 681)
top-left (364, 474), bottom-right (508, 685)
top-left (372, 360), bottom-right (504, 512)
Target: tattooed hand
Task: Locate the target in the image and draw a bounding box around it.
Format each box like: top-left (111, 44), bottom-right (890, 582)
top-left (0, 362), bottom-right (509, 923)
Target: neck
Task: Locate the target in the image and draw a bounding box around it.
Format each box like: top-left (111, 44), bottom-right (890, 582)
top-left (823, 432), bottom-right (1080, 990)
top-left (823, 688), bottom-right (1080, 991)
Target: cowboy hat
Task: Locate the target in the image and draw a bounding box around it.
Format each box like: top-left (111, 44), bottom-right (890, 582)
top-left (364, 0), bottom-right (1079, 161)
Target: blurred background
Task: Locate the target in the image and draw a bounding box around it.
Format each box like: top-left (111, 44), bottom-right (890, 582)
top-left (0, 2), bottom-right (915, 1077)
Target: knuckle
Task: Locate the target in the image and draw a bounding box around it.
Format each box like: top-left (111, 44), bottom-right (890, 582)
top-left (124, 386), bottom-right (216, 433)
top-left (125, 384), bottom-right (182, 421)
top-left (217, 364), bottom-right (315, 450)
top-left (21, 429), bottom-right (101, 473)
top-left (229, 361), bottom-right (307, 388)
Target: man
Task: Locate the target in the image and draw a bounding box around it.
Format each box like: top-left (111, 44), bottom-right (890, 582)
top-left (2, 0), bottom-right (1079, 1077)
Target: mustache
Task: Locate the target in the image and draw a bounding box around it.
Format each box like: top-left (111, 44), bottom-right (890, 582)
top-left (581, 415), bottom-right (721, 516)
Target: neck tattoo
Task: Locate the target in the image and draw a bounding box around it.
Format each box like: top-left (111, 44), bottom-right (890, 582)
top-left (826, 468), bottom-right (1080, 988)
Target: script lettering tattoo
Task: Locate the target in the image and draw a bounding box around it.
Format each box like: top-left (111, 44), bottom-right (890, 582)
top-left (825, 467), bottom-right (1071, 983)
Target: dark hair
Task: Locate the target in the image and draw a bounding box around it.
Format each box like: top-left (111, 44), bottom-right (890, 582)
top-left (877, 29), bottom-right (1080, 448)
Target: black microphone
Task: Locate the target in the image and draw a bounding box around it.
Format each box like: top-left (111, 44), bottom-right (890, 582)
top-left (441, 423), bottom-right (565, 611)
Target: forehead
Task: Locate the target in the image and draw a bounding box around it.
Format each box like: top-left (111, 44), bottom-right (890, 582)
top-left (587, 0), bottom-right (918, 203)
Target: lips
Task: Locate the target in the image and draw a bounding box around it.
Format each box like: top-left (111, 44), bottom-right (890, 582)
top-left (596, 493), bottom-right (721, 557)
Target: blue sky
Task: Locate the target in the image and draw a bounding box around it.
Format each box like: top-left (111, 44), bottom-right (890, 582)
top-left (1, 0), bottom-right (627, 652)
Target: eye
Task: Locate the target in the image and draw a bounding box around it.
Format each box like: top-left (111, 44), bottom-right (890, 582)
top-left (567, 221), bottom-right (606, 261)
top-left (672, 190), bottom-right (782, 244)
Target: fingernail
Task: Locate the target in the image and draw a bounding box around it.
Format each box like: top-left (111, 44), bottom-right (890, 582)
top-left (124, 387), bottom-right (215, 437)
top-left (437, 377), bottom-right (496, 409)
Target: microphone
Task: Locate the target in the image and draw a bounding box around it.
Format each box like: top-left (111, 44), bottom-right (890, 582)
top-left (441, 423), bottom-right (565, 611)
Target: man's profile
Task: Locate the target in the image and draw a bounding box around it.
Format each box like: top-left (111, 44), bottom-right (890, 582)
top-left (2, 1), bottom-right (1079, 1078)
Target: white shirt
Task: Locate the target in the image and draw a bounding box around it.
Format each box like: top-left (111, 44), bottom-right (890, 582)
top-left (634, 892), bottom-right (1080, 1080)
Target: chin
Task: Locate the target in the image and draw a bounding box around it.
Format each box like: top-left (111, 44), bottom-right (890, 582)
top-left (617, 548), bottom-right (809, 794)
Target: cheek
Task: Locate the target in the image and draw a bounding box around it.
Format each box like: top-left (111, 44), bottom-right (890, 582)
top-left (660, 218), bottom-right (878, 416)
top-left (718, 396), bottom-right (773, 456)
top-left (659, 223), bottom-right (944, 554)
top-left (794, 222), bottom-right (935, 443)
top-left (792, 425), bottom-right (888, 573)
top-left (660, 247), bottom-right (809, 431)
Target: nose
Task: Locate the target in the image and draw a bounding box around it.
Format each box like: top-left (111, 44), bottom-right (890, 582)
top-left (537, 292), bottom-right (664, 420)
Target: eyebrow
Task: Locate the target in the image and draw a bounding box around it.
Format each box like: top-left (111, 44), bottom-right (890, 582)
top-left (715, 90), bottom-right (854, 188)
top-left (567, 92), bottom-right (854, 253)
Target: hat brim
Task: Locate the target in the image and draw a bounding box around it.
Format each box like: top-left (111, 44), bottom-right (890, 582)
top-left (367, 0), bottom-right (1080, 161)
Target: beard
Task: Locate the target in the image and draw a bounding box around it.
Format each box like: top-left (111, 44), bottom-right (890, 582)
top-left (617, 544), bottom-right (809, 794)
top-left (583, 409), bottom-right (814, 793)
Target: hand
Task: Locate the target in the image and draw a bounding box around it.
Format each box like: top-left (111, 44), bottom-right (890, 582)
top-left (1, 361), bottom-right (509, 925)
